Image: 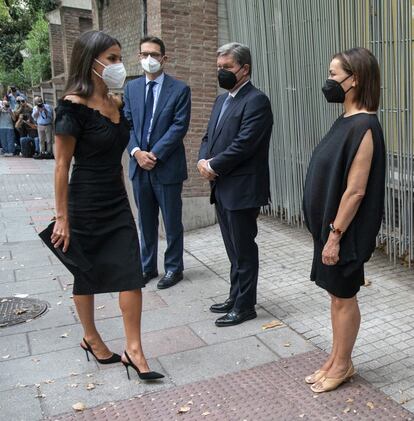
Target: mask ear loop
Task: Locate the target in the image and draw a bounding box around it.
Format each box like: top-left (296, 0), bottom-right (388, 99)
top-left (92, 58), bottom-right (106, 79)
top-left (339, 73), bottom-right (354, 94)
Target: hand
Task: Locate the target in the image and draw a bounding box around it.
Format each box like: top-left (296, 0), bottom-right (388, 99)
top-left (51, 218), bottom-right (70, 252)
top-left (322, 233), bottom-right (341, 266)
top-left (134, 150), bottom-right (157, 171)
top-left (197, 159), bottom-right (216, 181)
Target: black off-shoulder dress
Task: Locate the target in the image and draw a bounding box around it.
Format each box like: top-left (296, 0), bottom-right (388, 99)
top-left (54, 100), bottom-right (144, 295)
top-left (303, 113), bottom-right (386, 298)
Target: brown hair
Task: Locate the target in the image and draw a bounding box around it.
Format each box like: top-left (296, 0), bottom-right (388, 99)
top-left (63, 31), bottom-right (121, 98)
top-left (333, 47), bottom-right (380, 111)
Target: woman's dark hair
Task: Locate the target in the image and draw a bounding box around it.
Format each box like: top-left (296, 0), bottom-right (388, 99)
top-left (333, 47), bottom-right (381, 111)
top-left (63, 31), bottom-right (121, 98)
top-left (139, 36), bottom-right (165, 56)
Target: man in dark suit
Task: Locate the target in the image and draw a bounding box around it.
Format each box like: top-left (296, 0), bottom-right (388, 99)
top-left (124, 36), bottom-right (191, 289)
top-left (198, 42), bottom-right (273, 327)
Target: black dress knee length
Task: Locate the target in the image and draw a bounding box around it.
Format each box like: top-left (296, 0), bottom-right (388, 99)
top-left (303, 113), bottom-right (386, 298)
top-left (54, 100), bottom-right (144, 295)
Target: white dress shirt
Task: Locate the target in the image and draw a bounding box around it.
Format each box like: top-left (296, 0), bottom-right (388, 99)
top-left (130, 72), bottom-right (165, 157)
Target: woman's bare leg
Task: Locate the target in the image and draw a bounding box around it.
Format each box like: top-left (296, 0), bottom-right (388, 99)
top-left (119, 289), bottom-right (150, 372)
top-left (73, 294), bottom-right (112, 358)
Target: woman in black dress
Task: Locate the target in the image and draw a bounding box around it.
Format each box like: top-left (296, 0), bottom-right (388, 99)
top-left (303, 48), bottom-right (385, 392)
top-left (51, 31), bottom-right (163, 381)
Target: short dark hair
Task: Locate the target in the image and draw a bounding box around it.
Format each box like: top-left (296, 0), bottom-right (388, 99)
top-left (140, 36), bottom-right (165, 56)
top-left (63, 30), bottom-right (121, 98)
top-left (333, 47), bottom-right (380, 112)
top-left (217, 42), bottom-right (252, 76)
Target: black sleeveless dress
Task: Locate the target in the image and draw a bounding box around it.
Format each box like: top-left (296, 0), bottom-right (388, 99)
top-left (303, 113), bottom-right (386, 298)
top-left (54, 100), bottom-right (144, 295)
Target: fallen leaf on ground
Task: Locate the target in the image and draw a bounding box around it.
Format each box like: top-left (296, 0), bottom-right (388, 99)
top-left (70, 384), bottom-right (78, 388)
top-left (60, 333), bottom-right (69, 338)
top-left (96, 305), bottom-right (105, 310)
top-left (35, 394), bottom-right (46, 399)
top-left (43, 379), bottom-right (54, 384)
top-left (14, 308), bottom-right (28, 315)
top-left (262, 320), bottom-right (284, 330)
top-left (364, 279), bottom-right (372, 286)
top-left (346, 398), bottom-right (354, 403)
top-left (86, 383), bottom-right (95, 390)
top-left (56, 301), bottom-right (62, 305)
top-left (72, 402), bottom-right (86, 412)
top-left (31, 358), bottom-right (40, 363)
top-left (366, 401), bottom-right (374, 410)
top-left (178, 405), bottom-right (191, 414)
top-left (343, 407), bottom-right (351, 413)
top-left (86, 373), bottom-right (94, 377)
top-left (2, 355), bottom-right (10, 359)
top-left (202, 412), bottom-right (211, 416)
top-left (283, 342), bottom-right (291, 347)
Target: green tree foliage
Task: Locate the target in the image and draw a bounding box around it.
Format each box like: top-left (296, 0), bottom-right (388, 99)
top-left (0, 0), bottom-right (56, 89)
top-left (22, 14), bottom-right (51, 86)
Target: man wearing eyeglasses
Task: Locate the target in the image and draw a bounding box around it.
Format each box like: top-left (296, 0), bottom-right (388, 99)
top-left (124, 36), bottom-right (191, 289)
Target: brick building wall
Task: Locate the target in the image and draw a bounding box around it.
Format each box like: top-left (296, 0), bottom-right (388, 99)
top-left (49, 23), bottom-right (64, 77)
top-left (61, 7), bottom-right (93, 76)
top-left (98, 0), bottom-right (142, 77)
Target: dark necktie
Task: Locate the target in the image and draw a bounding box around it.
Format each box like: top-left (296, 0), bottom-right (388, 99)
top-left (215, 94), bottom-right (233, 130)
top-left (142, 81), bottom-right (156, 150)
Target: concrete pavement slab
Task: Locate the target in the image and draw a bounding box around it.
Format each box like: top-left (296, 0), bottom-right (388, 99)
top-left (0, 347), bottom-right (98, 392)
top-left (257, 326), bottom-right (316, 358)
top-left (0, 332), bottom-right (29, 360)
top-left (0, 385), bottom-right (42, 421)
top-left (0, 277), bottom-right (62, 296)
top-left (158, 336), bottom-right (277, 386)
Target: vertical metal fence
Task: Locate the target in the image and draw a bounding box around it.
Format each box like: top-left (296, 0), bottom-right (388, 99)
top-left (225, 0), bottom-right (414, 266)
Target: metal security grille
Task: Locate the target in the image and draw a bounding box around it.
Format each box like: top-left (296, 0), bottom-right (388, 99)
top-left (225, 0), bottom-right (414, 266)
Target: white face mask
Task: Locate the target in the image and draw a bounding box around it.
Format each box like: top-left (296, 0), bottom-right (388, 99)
top-left (93, 59), bottom-right (126, 89)
top-left (141, 55), bottom-right (162, 74)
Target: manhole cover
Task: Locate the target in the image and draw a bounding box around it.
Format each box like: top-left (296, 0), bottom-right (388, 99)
top-left (0, 297), bottom-right (49, 327)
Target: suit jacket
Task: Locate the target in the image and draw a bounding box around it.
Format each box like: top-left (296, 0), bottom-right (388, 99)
top-left (124, 74), bottom-right (191, 183)
top-left (199, 82), bottom-right (273, 211)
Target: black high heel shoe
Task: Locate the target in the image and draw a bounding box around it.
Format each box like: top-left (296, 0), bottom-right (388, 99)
top-left (122, 350), bottom-right (165, 381)
top-left (80, 338), bottom-right (121, 364)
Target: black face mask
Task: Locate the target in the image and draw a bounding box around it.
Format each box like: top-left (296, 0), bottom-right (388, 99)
top-left (322, 74), bottom-right (353, 103)
top-left (218, 66), bottom-right (242, 90)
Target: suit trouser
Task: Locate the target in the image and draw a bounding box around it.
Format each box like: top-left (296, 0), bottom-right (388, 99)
top-left (132, 170), bottom-right (184, 274)
top-left (37, 124), bottom-right (53, 153)
top-left (215, 194), bottom-right (260, 312)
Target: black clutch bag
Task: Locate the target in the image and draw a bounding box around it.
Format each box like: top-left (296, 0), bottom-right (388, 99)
top-left (38, 221), bottom-right (93, 274)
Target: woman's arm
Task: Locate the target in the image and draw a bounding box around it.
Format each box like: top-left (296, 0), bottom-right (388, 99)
top-left (51, 134), bottom-right (76, 252)
top-left (322, 129), bottom-right (374, 266)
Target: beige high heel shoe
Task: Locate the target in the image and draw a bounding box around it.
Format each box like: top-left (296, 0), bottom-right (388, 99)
top-left (310, 364), bottom-right (355, 393)
top-left (305, 369), bottom-right (327, 384)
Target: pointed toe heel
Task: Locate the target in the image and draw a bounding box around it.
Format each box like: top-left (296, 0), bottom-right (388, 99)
top-left (123, 351), bottom-right (165, 381)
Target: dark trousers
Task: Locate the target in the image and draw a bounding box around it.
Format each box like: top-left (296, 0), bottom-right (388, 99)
top-left (132, 170), bottom-right (184, 274)
top-left (215, 195), bottom-right (260, 312)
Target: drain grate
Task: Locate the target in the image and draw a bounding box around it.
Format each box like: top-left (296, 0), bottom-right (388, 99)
top-left (0, 297), bottom-right (49, 327)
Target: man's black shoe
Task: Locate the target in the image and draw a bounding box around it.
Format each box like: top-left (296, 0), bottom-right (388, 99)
top-left (33, 153), bottom-right (44, 160)
top-left (142, 271), bottom-right (158, 284)
top-left (215, 309), bottom-right (257, 327)
top-left (210, 298), bottom-right (234, 313)
top-left (157, 271), bottom-right (183, 289)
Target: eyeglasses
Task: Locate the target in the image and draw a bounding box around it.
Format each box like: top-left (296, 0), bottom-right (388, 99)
top-left (139, 52), bottom-right (162, 59)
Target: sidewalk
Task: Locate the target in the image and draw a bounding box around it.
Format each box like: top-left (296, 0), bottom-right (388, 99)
top-left (0, 155), bottom-right (413, 420)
